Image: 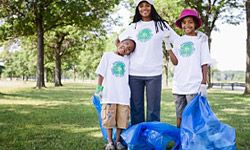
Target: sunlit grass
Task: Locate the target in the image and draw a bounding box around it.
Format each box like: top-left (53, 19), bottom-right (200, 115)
top-left (0, 82), bottom-right (250, 149)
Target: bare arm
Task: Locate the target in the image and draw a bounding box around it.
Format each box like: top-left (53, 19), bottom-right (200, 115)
top-left (168, 50), bottom-right (178, 65)
top-left (201, 64), bottom-right (208, 84)
top-left (97, 74), bottom-right (104, 86)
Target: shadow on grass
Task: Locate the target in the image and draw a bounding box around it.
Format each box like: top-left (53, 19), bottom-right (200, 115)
top-left (0, 100), bottom-right (106, 150)
top-left (1, 84), bottom-right (250, 149)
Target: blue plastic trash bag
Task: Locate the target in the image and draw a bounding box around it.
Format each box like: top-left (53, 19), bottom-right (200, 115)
top-left (121, 121), bottom-right (181, 150)
top-left (92, 95), bottom-right (116, 142)
top-left (181, 94), bottom-right (236, 150)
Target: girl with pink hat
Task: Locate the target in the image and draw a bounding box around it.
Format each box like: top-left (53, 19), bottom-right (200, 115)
top-left (171, 8), bottom-right (212, 128)
top-left (117, 0), bottom-right (179, 126)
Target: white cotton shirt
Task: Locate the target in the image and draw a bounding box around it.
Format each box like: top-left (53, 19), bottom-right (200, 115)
top-left (172, 33), bottom-right (212, 94)
top-left (119, 20), bottom-right (179, 76)
top-left (96, 52), bottom-right (130, 106)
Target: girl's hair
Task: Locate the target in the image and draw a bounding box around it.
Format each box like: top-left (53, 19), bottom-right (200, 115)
top-left (132, 5), bottom-right (169, 33)
top-left (191, 16), bottom-right (199, 30)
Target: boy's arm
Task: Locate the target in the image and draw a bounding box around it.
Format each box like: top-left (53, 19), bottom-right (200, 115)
top-left (97, 75), bottom-right (104, 86)
top-left (95, 75), bottom-right (104, 98)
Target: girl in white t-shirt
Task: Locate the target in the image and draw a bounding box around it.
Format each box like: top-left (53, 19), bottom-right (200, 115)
top-left (117, 0), bottom-right (179, 126)
top-left (95, 39), bottom-right (136, 150)
top-left (171, 9), bottom-right (212, 128)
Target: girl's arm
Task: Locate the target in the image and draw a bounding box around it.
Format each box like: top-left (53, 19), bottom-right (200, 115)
top-left (167, 49), bottom-right (178, 65)
top-left (201, 64), bottom-right (208, 84)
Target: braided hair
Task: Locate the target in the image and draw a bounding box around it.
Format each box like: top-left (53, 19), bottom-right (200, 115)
top-left (132, 5), bottom-right (169, 33)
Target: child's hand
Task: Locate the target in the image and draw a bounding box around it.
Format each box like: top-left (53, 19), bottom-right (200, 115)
top-left (164, 32), bottom-right (172, 50)
top-left (199, 84), bottom-right (208, 97)
top-left (95, 85), bottom-right (104, 99)
top-left (165, 42), bottom-right (172, 50)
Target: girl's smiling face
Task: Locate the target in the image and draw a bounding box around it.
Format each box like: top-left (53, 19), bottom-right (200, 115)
top-left (181, 16), bottom-right (196, 36)
top-left (138, 2), bottom-right (152, 21)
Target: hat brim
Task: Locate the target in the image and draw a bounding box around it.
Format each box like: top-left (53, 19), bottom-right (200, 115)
top-left (175, 15), bottom-right (202, 29)
top-left (136, 0), bottom-right (153, 6)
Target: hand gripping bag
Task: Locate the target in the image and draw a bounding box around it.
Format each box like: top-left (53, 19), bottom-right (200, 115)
top-left (181, 94), bottom-right (236, 150)
top-left (92, 95), bottom-right (117, 142)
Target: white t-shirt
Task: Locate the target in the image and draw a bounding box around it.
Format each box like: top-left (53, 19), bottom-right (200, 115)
top-left (96, 52), bottom-right (130, 105)
top-left (172, 32), bottom-right (212, 94)
top-left (119, 20), bottom-right (179, 76)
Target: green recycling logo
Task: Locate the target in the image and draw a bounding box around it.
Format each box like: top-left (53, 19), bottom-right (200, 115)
top-left (111, 61), bottom-right (125, 77)
top-left (180, 41), bottom-right (195, 57)
top-left (137, 28), bottom-right (153, 42)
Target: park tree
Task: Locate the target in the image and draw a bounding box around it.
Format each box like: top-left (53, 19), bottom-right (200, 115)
top-left (181, 0), bottom-right (246, 87)
top-left (16, 37), bottom-right (37, 80)
top-left (45, 26), bottom-right (88, 86)
top-left (0, 37), bottom-right (36, 80)
top-left (77, 32), bottom-right (106, 80)
top-left (0, 0), bottom-right (119, 88)
top-left (0, 47), bottom-right (15, 79)
top-left (245, 0), bottom-right (250, 95)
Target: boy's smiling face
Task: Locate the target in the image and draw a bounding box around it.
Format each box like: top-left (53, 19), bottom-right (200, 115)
top-left (117, 40), bottom-right (135, 56)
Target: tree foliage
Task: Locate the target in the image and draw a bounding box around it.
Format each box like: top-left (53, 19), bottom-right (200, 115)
top-left (0, 0), bottom-right (119, 88)
top-left (181, 0), bottom-right (246, 37)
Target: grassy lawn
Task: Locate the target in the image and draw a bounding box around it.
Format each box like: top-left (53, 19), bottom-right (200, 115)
top-left (0, 82), bottom-right (250, 150)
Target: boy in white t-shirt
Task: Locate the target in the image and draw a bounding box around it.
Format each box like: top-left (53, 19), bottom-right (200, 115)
top-left (95, 39), bottom-right (136, 150)
top-left (170, 9), bottom-right (212, 128)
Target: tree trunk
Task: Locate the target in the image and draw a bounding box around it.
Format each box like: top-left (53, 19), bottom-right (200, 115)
top-left (163, 50), bottom-right (169, 87)
top-left (54, 51), bottom-right (63, 86)
top-left (207, 37), bottom-right (212, 88)
top-left (53, 32), bottom-right (66, 87)
top-left (73, 66), bottom-right (77, 81)
top-left (244, 0), bottom-right (250, 95)
top-left (164, 65), bottom-right (169, 87)
top-left (35, 15), bottom-right (45, 89)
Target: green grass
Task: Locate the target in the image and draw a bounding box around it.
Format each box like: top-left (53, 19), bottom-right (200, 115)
top-left (0, 82), bottom-right (250, 150)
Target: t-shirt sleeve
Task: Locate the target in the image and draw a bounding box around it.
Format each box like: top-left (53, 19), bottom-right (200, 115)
top-left (119, 24), bottom-right (134, 41)
top-left (163, 23), bottom-right (179, 49)
top-left (200, 35), bottom-right (212, 66)
top-left (96, 53), bottom-right (108, 77)
top-left (165, 23), bottom-right (180, 44)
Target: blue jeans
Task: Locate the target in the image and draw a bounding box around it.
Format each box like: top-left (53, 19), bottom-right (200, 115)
top-left (129, 75), bottom-right (162, 125)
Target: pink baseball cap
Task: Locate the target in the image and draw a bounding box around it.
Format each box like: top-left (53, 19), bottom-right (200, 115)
top-left (175, 9), bottom-right (203, 29)
top-left (136, 0), bottom-right (154, 6)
